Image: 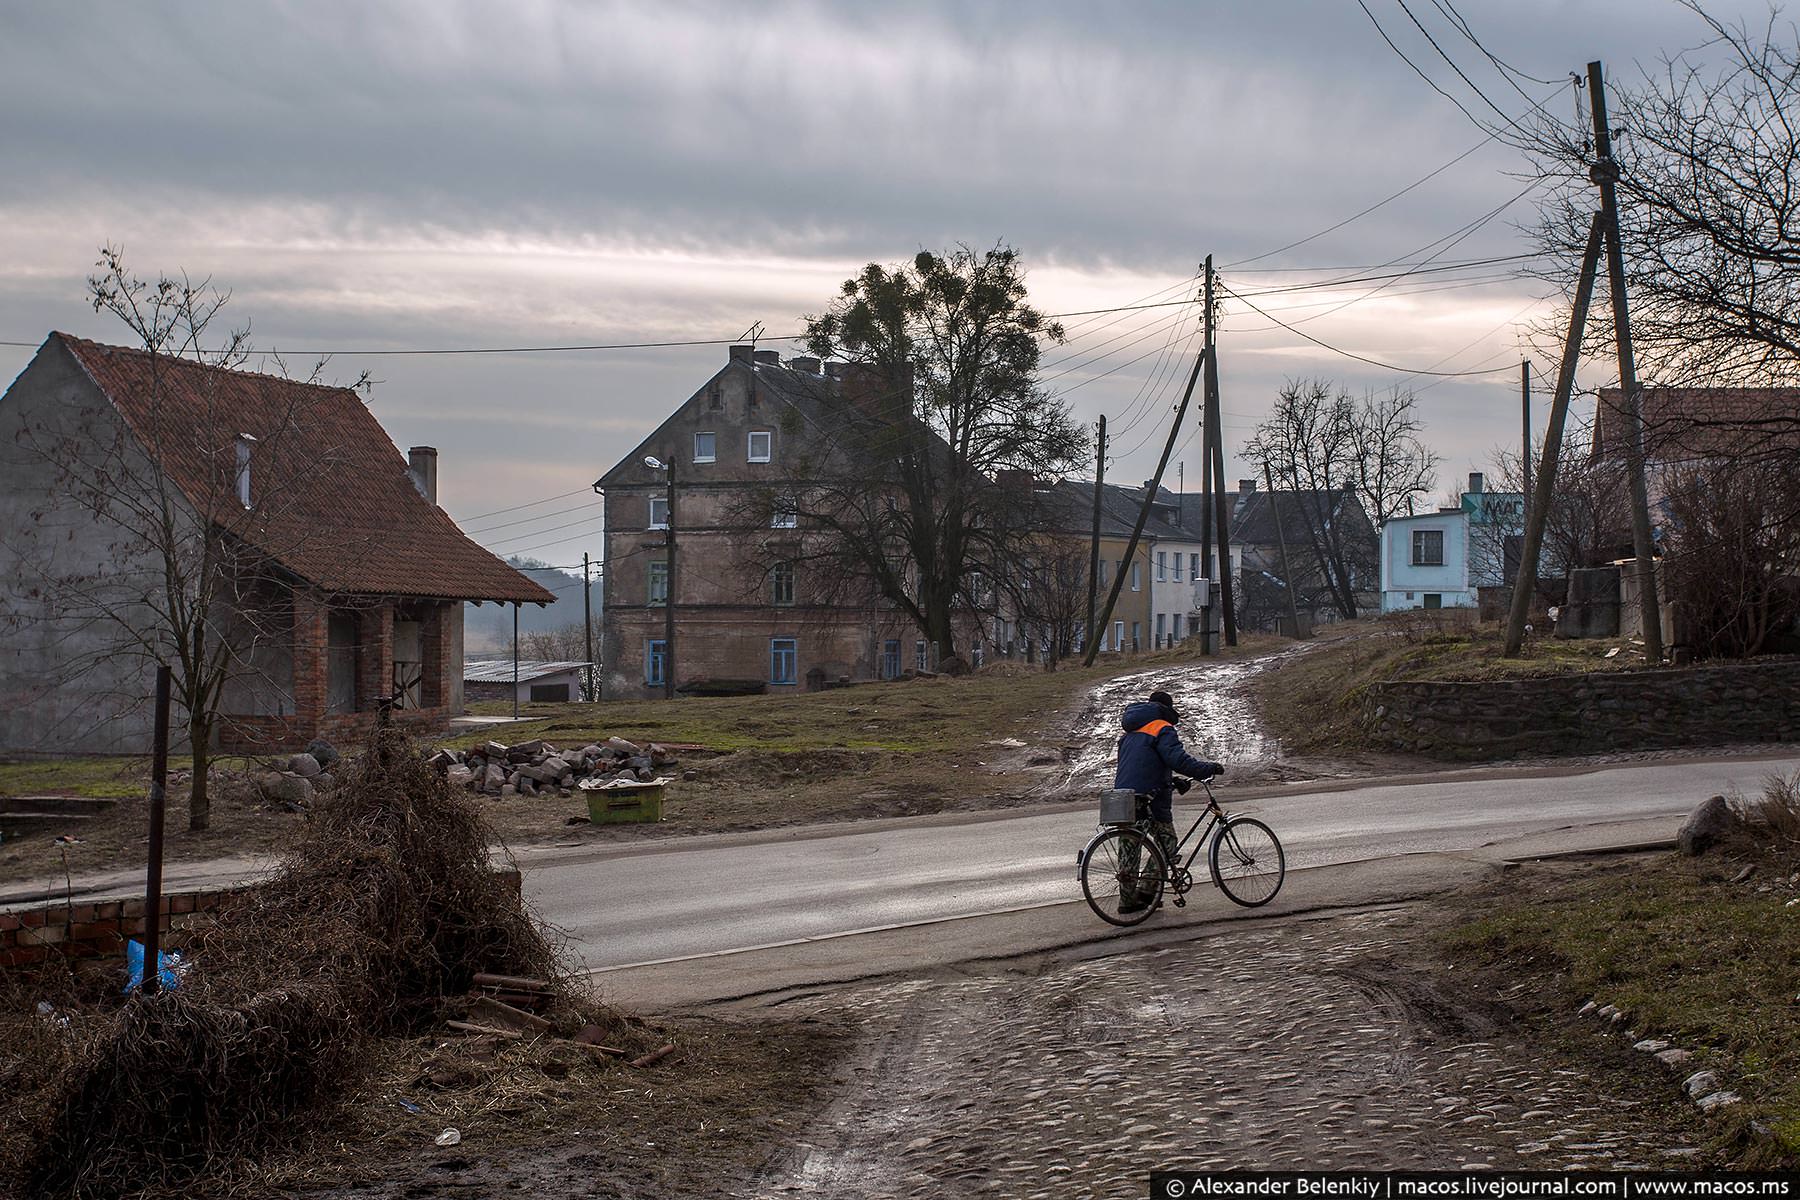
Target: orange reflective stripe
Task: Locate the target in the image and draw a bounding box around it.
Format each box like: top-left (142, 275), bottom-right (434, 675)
top-left (1132, 719), bottom-right (1172, 738)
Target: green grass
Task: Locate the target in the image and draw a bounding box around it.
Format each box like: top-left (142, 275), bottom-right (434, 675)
top-left (1442, 840), bottom-right (1800, 1160)
top-left (0, 757), bottom-right (147, 799)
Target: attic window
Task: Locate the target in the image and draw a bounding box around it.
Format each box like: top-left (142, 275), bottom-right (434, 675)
top-left (235, 433), bottom-right (257, 509)
top-left (708, 384), bottom-right (722, 411)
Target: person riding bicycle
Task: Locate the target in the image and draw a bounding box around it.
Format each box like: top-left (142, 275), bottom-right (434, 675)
top-left (1113, 689), bottom-right (1223, 913)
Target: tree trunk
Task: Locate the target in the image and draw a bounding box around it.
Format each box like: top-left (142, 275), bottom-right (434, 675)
top-left (925, 603), bottom-right (958, 663)
top-left (187, 718), bottom-right (210, 832)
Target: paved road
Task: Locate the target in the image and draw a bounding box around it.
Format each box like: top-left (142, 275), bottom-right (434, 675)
top-left (528, 753), bottom-right (1798, 976)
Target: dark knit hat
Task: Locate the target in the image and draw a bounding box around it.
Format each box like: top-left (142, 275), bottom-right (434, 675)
top-left (1148, 690), bottom-right (1178, 720)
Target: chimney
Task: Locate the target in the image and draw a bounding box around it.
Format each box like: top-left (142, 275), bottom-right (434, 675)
top-left (729, 344), bottom-right (754, 363)
top-left (1468, 471), bottom-right (1484, 495)
top-left (408, 446), bottom-right (439, 505)
top-left (790, 356), bottom-right (821, 374)
top-left (1239, 479), bottom-right (1257, 495)
top-left (754, 349), bottom-right (781, 366)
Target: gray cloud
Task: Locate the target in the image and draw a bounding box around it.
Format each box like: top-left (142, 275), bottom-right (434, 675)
top-left (0, 0), bottom-right (1773, 564)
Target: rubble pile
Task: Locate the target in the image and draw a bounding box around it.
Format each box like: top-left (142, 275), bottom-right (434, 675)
top-left (430, 737), bottom-right (679, 798)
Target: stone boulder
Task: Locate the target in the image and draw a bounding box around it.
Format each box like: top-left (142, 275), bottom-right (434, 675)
top-left (288, 752), bottom-right (322, 778)
top-left (1677, 794), bottom-right (1737, 856)
top-left (306, 739), bottom-right (340, 769)
top-left (937, 655), bottom-right (971, 677)
top-left (259, 772), bottom-right (314, 809)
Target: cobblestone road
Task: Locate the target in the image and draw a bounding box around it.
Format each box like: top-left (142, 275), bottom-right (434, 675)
top-left (750, 910), bottom-right (1705, 1198)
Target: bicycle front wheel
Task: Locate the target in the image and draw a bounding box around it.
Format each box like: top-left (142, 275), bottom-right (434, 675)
top-left (1209, 816), bottom-right (1285, 907)
top-left (1079, 827), bottom-right (1166, 927)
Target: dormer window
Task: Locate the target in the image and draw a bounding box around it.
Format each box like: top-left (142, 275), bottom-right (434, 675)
top-left (235, 433), bottom-right (257, 509)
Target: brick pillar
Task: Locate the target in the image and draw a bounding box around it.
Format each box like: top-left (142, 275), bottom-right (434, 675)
top-left (291, 590), bottom-right (328, 738)
top-left (357, 603), bottom-right (394, 710)
top-left (420, 601), bottom-right (451, 709)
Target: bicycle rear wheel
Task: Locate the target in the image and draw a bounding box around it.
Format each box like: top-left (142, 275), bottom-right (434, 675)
top-left (1079, 827), bottom-right (1166, 927)
top-left (1209, 816), bottom-right (1284, 907)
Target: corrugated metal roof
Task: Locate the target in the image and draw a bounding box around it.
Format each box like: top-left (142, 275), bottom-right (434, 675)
top-left (462, 659), bottom-right (592, 683)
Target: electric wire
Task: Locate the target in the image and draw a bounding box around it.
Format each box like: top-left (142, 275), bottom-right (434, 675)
top-left (1221, 284), bottom-right (1519, 377)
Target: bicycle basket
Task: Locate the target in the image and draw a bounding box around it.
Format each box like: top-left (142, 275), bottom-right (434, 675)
top-left (1098, 789), bottom-right (1140, 825)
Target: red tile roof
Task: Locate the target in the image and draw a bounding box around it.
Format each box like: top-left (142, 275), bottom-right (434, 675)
top-left (1594, 387), bottom-right (1800, 464)
top-left (54, 333), bottom-right (553, 603)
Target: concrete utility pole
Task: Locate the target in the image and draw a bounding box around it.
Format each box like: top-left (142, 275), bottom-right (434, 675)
top-left (1083, 346), bottom-right (1206, 668)
top-left (1203, 256), bottom-right (1238, 647)
top-left (511, 602), bottom-right (520, 720)
top-left (1520, 360), bottom-right (1533, 534)
top-left (1201, 395), bottom-right (1214, 656)
top-left (1084, 415), bottom-right (1106, 655)
top-left (1588, 59), bottom-right (1664, 662)
top-left (582, 552), bottom-right (595, 703)
top-left (1505, 212), bottom-right (1606, 657)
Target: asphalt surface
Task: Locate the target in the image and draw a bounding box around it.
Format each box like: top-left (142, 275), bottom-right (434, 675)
top-left (532, 752), bottom-right (1800, 981)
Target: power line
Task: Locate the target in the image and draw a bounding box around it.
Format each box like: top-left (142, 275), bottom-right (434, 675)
top-left (454, 487), bottom-right (594, 524)
top-left (462, 498), bottom-right (602, 536)
top-left (1224, 135), bottom-right (1498, 268)
top-left (1221, 284), bottom-right (1520, 378)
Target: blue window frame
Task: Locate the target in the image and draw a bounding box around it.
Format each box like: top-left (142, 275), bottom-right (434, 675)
top-left (646, 639), bottom-right (666, 686)
top-left (882, 639), bottom-right (901, 679)
top-left (770, 638), bottom-right (797, 685)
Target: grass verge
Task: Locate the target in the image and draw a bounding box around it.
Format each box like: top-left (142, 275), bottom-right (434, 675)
top-left (1440, 777), bottom-right (1800, 1163)
top-left (1253, 617), bottom-right (1651, 755)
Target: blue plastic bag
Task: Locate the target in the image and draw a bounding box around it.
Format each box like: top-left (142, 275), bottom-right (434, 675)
top-left (123, 939), bottom-right (184, 994)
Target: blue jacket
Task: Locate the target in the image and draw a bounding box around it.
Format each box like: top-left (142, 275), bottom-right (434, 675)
top-left (1113, 700), bottom-right (1220, 820)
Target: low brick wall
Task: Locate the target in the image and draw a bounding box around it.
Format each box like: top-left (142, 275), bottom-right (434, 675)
top-left (1363, 659), bottom-right (1800, 761)
top-left (0, 888), bottom-right (228, 968)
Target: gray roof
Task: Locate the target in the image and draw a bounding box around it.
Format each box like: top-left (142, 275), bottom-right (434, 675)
top-left (463, 659), bottom-right (592, 683)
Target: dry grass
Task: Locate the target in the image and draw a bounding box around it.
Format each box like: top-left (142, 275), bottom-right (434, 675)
top-left (1253, 618), bottom-right (1653, 755)
top-left (2, 726), bottom-right (652, 1200)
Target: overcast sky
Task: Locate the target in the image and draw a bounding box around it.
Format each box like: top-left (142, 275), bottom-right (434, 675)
top-left (0, 1), bottom-right (1766, 571)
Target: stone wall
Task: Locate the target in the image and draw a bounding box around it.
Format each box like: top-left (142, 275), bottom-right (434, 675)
top-left (1363, 659), bottom-right (1800, 760)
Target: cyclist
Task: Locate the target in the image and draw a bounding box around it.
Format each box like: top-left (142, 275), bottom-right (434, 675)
top-left (1114, 689), bottom-right (1224, 914)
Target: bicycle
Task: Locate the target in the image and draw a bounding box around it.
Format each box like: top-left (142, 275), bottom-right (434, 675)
top-left (1076, 776), bottom-right (1285, 927)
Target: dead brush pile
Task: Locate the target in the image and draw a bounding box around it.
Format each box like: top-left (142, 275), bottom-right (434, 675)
top-left (8, 726), bottom-right (644, 1200)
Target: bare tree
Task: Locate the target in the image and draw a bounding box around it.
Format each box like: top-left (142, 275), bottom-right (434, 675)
top-left (1, 247), bottom-right (364, 829)
top-left (1241, 379), bottom-right (1392, 619)
top-left (751, 244), bottom-right (1087, 658)
top-left (1662, 458), bottom-right (1800, 657)
top-left (1005, 536), bottom-right (1092, 664)
top-left (1489, 428), bottom-right (1633, 585)
top-left (1527, 3), bottom-right (1800, 387)
top-left (1349, 386), bottom-right (1440, 526)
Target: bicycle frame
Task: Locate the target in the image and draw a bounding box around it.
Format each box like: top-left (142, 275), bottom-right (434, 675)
top-left (1166, 777), bottom-right (1227, 875)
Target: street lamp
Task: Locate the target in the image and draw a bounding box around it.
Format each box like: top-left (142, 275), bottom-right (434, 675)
top-left (646, 455), bottom-right (675, 699)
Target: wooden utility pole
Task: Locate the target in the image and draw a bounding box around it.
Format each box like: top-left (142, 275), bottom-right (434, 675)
top-left (1588, 59), bottom-right (1664, 662)
top-left (1203, 256), bottom-right (1238, 647)
top-left (1200, 400), bottom-right (1214, 655)
top-left (1083, 347), bottom-right (1206, 667)
top-left (1520, 359), bottom-right (1532, 533)
top-left (1084, 415), bottom-right (1106, 654)
top-left (1505, 212), bottom-right (1606, 656)
top-left (582, 552), bottom-right (595, 703)
top-left (1266, 463), bottom-right (1303, 637)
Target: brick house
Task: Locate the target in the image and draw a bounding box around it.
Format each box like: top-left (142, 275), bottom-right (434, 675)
top-left (0, 332), bottom-right (551, 753)
top-left (597, 345), bottom-right (1003, 699)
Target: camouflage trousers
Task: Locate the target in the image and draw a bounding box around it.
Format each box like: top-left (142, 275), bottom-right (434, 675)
top-left (1119, 817), bottom-right (1181, 909)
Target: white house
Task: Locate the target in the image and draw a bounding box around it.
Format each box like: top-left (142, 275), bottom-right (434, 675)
top-left (1380, 509), bottom-right (1474, 611)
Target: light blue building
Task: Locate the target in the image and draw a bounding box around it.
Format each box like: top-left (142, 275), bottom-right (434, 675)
top-left (1380, 473), bottom-right (1524, 612)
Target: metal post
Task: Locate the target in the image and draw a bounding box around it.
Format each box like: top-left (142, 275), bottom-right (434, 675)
top-left (1505, 212), bottom-right (1606, 656)
top-left (1084, 415), bottom-right (1106, 653)
top-left (664, 459), bottom-right (677, 700)
top-left (1588, 59), bottom-right (1664, 662)
top-left (582, 552), bottom-right (594, 703)
top-left (141, 664), bottom-right (171, 997)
